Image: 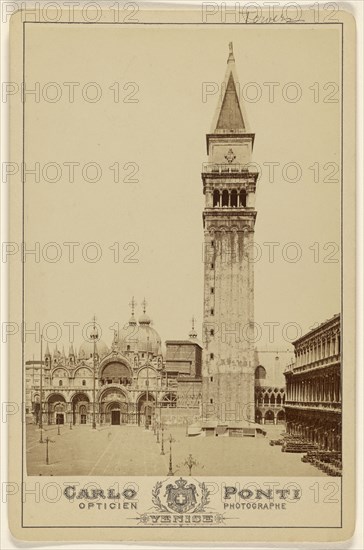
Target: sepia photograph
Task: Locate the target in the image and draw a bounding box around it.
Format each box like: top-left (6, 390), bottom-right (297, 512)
top-left (5, 3), bottom-right (357, 543)
top-left (22, 24), bottom-right (342, 478)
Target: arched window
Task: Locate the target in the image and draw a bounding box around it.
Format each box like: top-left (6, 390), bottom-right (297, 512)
top-left (222, 189), bottom-right (229, 207)
top-left (59, 380), bottom-right (63, 387)
top-left (82, 380), bottom-right (86, 386)
top-left (270, 394), bottom-right (275, 405)
top-left (230, 189), bottom-right (238, 207)
top-left (213, 190), bottom-right (220, 207)
top-left (264, 393), bottom-right (269, 404)
top-left (255, 366), bottom-right (266, 379)
top-left (239, 189), bottom-right (246, 207)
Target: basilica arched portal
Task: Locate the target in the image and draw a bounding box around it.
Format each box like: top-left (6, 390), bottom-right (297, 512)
top-left (71, 392), bottom-right (90, 425)
top-left (99, 387), bottom-right (129, 425)
top-left (47, 393), bottom-right (66, 425)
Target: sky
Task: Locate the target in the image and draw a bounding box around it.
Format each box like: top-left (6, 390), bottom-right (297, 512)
top-left (21, 23), bottom-right (341, 358)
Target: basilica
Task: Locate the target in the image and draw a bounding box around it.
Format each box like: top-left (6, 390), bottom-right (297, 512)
top-left (26, 300), bottom-right (203, 428)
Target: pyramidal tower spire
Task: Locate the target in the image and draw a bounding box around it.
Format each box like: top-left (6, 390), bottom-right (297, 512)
top-left (210, 41), bottom-right (252, 136)
top-left (201, 43), bottom-right (259, 430)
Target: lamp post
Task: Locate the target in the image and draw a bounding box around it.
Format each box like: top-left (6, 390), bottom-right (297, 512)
top-left (184, 454), bottom-right (198, 476)
top-left (155, 397), bottom-right (160, 441)
top-left (39, 335), bottom-right (43, 443)
top-left (90, 316), bottom-right (98, 430)
top-left (160, 423), bottom-right (165, 455)
top-left (145, 336), bottom-right (150, 430)
top-left (167, 433), bottom-right (175, 476)
top-left (45, 436), bottom-right (54, 465)
top-left (176, 454), bottom-right (203, 476)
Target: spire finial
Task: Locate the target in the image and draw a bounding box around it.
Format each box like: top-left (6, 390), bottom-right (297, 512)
top-left (189, 315), bottom-right (197, 340)
top-left (112, 329), bottom-right (119, 350)
top-left (138, 298), bottom-right (151, 326)
top-left (228, 42), bottom-right (235, 63)
top-left (90, 315), bottom-right (99, 340)
top-left (129, 296), bottom-right (137, 316)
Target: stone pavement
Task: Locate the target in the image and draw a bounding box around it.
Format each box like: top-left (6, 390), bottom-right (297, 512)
top-left (26, 423), bottom-right (326, 477)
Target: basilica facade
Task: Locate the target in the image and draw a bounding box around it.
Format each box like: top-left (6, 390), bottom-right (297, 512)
top-left (26, 303), bottom-right (203, 428)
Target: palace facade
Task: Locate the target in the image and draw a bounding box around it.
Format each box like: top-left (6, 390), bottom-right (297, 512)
top-left (254, 350), bottom-right (293, 425)
top-left (284, 314), bottom-right (341, 451)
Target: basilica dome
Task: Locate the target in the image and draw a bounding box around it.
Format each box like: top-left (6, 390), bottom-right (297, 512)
top-left (78, 339), bottom-right (109, 360)
top-left (117, 303), bottom-right (162, 356)
top-left (135, 323), bottom-right (162, 355)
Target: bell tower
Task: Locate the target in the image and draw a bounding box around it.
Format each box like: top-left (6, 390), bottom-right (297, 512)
top-left (201, 43), bottom-right (258, 429)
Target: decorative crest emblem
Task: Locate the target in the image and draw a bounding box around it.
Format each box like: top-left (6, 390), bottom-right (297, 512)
top-left (225, 148), bottom-right (236, 163)
top-left (151, 477), bottom-right (210, 514)
top-left (165, 478), bottom-right (197, 513)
